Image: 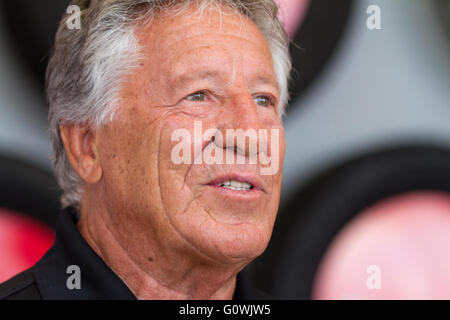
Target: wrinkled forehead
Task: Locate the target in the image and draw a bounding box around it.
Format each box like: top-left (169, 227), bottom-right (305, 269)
top-left (133, 6), bottom-right (276, 88)
top-left (134, 5), bottom-right (271, 57)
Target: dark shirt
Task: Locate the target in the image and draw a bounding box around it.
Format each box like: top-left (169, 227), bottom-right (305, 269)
top-left (0, 208), bottom-right (268, 300)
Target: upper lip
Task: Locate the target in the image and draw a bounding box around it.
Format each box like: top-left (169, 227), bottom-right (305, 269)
top-left (207, 173), bottom-right (266, 192)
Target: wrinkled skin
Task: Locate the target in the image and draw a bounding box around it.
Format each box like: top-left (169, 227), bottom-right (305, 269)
top-left (63, 7), bottom-right (286, 299)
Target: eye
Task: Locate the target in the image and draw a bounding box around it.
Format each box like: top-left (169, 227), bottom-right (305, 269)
top-left (254, 95), bottom-right (275, 107)
top-left (186, 91), bottom-right (207, 102)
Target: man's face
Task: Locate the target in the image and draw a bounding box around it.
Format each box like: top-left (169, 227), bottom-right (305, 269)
top-left (94, 7), bottom-right (286, 266)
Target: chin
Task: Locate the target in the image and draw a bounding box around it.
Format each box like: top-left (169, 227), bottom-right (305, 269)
top-left (171, 203), bottom-right (276, 265)
top-left (193, 221), bottom-right (272, 265)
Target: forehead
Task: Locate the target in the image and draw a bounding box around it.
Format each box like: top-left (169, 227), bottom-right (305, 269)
top-left (134, 6), bottom-right (274, 73)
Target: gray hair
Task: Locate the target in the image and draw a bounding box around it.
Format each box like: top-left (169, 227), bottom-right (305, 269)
top-left (47, 0), bottom-right (292, 211)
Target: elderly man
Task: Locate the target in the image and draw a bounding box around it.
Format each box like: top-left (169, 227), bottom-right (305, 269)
top-left (0, 0), bottom-right (290, 300)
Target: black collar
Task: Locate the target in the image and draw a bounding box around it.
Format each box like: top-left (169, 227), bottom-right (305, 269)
top-left (31, 208), bottom-right (260, 300)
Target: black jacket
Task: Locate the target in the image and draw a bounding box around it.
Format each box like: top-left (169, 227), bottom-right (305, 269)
top-left (0, 208), bottom-right (268, 300)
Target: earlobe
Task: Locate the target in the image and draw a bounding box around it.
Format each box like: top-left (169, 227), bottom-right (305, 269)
top-left (59, 124), bottom-right (103, 184)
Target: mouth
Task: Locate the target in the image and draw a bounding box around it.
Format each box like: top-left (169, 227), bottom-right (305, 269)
top-left (206, 174), bottom-right (265, 193)
top-left (216, 179), bottom-right (254, 191)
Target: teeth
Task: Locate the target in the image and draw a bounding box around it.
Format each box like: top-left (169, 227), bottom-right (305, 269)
top-left (240, 182), bottom-right (252, 189)
top-left (217, 180), bottom-right (253, 191)
top-left (230, 180), bottom-right (241, 188)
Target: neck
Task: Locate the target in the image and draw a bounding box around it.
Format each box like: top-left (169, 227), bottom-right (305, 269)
top-left (77, 200), bottom-right (243, 300)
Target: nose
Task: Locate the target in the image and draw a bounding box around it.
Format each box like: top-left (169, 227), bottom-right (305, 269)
top-left (212, 94), bottom-right (265, 160)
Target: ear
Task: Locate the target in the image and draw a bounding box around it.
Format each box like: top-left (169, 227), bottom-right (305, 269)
top-left (59, 124), bottom-right (103, 184)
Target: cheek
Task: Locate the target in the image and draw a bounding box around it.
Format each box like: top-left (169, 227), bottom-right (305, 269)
top-left (268, 127), bottom-right (285, 210)
top-left (97, 118), bottom-right (162, 207)
top-left (267, 124), bottom-right (286, 181)
top-left (278, 128), bottom-right (286, 172)
top-left (157, 118), bottom-right (199, 213)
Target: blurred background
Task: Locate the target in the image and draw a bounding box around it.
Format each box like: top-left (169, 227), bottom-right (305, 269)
top-left (0, 0), bottom-right (449, 299)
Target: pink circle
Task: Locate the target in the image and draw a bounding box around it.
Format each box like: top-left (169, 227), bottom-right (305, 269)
top-left (275, 0), bottom-right (311, 38)
top-left (312, 192), bottom-right (450, 300)
top-left (0, 209), bottom-right (54, 283)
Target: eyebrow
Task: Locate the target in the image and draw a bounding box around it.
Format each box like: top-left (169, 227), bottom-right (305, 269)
top-left (170, 70), bottom-right (228, 88)
top-left (251, 75), bottom-right (279, 92)
top-left (170, 70), bottom-right (279, 93)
